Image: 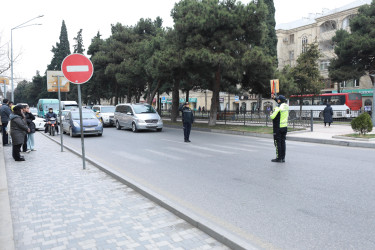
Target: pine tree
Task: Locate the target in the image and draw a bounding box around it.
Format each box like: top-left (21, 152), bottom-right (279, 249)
top-left (47, 20), bottom-right (71, 70)
top-left (73, 29), bottom-right (85, 54)
top-left (263, 0), bottom-right (277, 58)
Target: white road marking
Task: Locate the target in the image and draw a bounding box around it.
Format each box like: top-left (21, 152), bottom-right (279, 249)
top-left (165, 147), bottom-right (212, 157)
top-left (145, 149), bottom-right (183, 160)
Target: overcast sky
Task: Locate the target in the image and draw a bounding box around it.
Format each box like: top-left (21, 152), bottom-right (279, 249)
top-left (0, 0), bottom-right (359, 83)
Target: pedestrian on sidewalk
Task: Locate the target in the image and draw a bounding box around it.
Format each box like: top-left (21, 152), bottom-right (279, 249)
top-left (0, 99), bottom-right (12, 146)
top-left (10, 105), bottom-right (30, 161)
top-left (21, 105), bottom-right (28, 153)
top-left (323, 103), bottom-right (333, 127)
top-left (270, 95), bottom-right (289, 163)
top-left (24, 105), bottom-right (36, 152)
top-left (179, 102), bottom-right (194, 142)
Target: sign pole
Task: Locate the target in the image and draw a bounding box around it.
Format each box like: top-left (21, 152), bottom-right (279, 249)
top-left (77, 84), bottom-right (86, 170)
top-left (61, 53), bottom-right (93, 170)
top-left (3, 80), bottom-right (6, 97)
top-left (55, 75), bottom-right (64, 152)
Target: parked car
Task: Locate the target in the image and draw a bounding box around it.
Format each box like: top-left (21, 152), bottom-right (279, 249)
top-left (34, 117), bottom-right (46, 131)
top-left (29, 107), bottom-right (38, 116)
top-left (57, 110), bottom-right (69, 124)
top-left (114, 103), bottom-right (163, 132)
top-left (92, 105), bottom-right (115, 126)
top-left (61, 110), bottom-right (103, 137)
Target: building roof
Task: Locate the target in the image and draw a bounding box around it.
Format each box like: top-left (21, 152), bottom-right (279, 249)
top-left (276, 0), bottom-right (372, 30)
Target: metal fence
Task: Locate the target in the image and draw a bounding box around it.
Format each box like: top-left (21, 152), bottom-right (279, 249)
top-left (160, 109), bottom-right (366, 131)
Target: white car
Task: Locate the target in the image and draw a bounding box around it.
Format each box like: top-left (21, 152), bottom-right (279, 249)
top-left (34, 117), bottom-right (46, 131)
top-left (92, 105), bottom-right (116, 126)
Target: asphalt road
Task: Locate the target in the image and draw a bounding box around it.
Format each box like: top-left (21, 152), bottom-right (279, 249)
top-left (53, 126), bottom-right (375, 249)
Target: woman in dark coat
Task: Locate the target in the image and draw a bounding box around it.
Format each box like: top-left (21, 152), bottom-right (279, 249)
top-left (323, 103), bottom-right (333, 127)
top-left (10, 105), bottom-right (30, 161)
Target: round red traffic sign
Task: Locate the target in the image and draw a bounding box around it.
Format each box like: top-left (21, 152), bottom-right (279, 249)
top-left (61, 53), bottom-right (94, 84)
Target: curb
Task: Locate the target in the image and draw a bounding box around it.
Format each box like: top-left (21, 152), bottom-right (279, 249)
top-left (41, 132), bottom-right (258, 250)
top-left (0, 141), bottom-right (16, 250)
top-left (164, 125), bottom-right (375, 149)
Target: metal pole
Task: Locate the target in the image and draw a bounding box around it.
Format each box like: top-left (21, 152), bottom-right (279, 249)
top-left (310, 110), bottom-right (313, 132)
top-left (11, 30), bottom-right (14, 102)
top-left (77, 85), bottom-right (86, 170)
top-left (56, 75), bottom-right (64, 152)
top-left (372, 80), bottom-right (375, 126)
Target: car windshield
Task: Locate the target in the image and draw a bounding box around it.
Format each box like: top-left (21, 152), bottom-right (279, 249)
top-left (100, 106), bottom-right (115, 113)
top-left (71, 112), bottom-right (97, 120)
top-left (64, 105), bottom-right (78, 110)
top-left (133, 105), bottom-right (156, 114)
top-left (46, 103), bottom-right (59, 111)
top-left (61, 111), bottom-right (69, 116)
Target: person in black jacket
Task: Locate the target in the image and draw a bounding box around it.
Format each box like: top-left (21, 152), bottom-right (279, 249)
top-left (44, 108), bottom-right (59, 133)
top-left (0, 99), bottom-right (12, 145)
top-left (179, 102), bottom-right (194, 142)
top-left (24, 105), bottom-right (36, 152)
top-left (10, 105), bottom-right (30, 161)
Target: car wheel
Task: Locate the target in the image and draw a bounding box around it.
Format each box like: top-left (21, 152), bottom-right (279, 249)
top-left (69, 127), bottom-right (74, 137)
top-left (98, 133), bottom-right (103, 136)
top-left (132, 122), bottom-right (138, 133)
top-left (116, 121), bottom-right (122, 130)
top-left (156, 128), bottom-right (162, 132)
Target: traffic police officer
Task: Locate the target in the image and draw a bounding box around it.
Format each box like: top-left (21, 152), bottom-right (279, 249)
top-left (270, 95), bottom-right (289, 162)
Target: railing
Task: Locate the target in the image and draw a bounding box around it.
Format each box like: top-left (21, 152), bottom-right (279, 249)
top-left (161, 109), bottom-right (367, 131)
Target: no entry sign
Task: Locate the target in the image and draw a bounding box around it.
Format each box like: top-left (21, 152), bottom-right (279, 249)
top-left (61, 54), bottom-right (94, 84)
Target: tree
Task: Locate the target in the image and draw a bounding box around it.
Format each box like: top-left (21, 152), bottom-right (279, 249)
top-left (73, 29), bottom-right (85, 54)
top-left (263, 0), bottom-right (277, 58)
top-left (291, 43), bottom-right (323, 114)
top-left (329, 1), bottom-right (375, 124)
top-left (172, 0), bottom-right (268, 125)
top-left (47, 20), bottom-right (71, 71)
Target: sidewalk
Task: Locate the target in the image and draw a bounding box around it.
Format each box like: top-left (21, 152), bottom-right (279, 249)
top-left (0, 133), bottom-right (229, 250)
top-left (287, 123), bottom-right (375, 148)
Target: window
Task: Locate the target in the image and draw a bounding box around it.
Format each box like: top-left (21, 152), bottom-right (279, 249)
top-left (302, 36), bottom-right (308, 53)
top-left (340, 79), bottom-right (359, 88)
top-left (289, 50), bottom-right (294, 60)
top-left (289, 34), bottom-right (295, 44)
top-left (323, 79), bottom-right (334, 88)
top-left (342, 14), bottom-right (356, 30)
top-left (320, 20), bottom-right (337, 33)
top-left (320, 60), bottom-right (330, 71)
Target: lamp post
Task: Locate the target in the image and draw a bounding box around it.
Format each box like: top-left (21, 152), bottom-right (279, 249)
top-left (11, 15), bottom-right (43, 102)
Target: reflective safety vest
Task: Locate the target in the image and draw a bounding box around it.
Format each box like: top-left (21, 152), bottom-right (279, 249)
top-left (270, 103), bottom-right (289, 128)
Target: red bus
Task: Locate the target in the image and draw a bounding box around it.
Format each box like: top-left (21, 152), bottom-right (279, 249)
top-left (288, 93), bottom-right (362, 119)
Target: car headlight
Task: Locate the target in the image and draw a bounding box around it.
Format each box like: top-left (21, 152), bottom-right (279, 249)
top-left (73, 121), bottom-right (79, 127)
top-left (136, 118), bottom-right (145, 123)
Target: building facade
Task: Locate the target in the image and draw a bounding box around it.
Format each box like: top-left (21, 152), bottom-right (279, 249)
top-left (276, 0), bottom-right (373, 110)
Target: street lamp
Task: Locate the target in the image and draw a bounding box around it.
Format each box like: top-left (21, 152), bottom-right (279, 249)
top-left (11, 15), bottom-right (43, 102)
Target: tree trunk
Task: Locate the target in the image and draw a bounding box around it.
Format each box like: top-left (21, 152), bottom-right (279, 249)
top-left (209, 68), bottom-right (221, 126)
top-left (147, 80), bottom-right (161, 105)
top-left (171, 79), bottom-right (180, 122)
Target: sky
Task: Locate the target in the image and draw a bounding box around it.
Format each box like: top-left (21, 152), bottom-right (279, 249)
top-left (0, 0), bottom-right (361, 85)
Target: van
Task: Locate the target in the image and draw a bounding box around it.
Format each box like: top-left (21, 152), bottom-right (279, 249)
top-left (37, 99), bottom-right (59, 117)
top-left (60, 101), bottom-right (78, 111)
top-left (114, 103), bottom-right (163, 132)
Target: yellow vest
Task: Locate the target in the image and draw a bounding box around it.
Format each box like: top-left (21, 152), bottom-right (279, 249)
top-left (270, 103), bottom-right (289, 128)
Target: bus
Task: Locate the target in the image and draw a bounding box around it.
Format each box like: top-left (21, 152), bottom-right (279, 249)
top-left (37, 99), bottom-right (59, 117)
top-left (288, 93), bottom-right (362, 119)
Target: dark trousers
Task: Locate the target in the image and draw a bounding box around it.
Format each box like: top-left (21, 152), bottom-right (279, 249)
top-left (12, 144), bottom-right (22, 160)
top-left (183, 122), bottom-right (192, 141)
top-left (22, 134), bottom-right (27, 152)
top-left (273, 127), bottom-right (287, 160)
top-left (2, 121), bottom-right (8, 145)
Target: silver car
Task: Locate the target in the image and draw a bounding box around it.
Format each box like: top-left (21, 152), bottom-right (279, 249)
top-left (114, 103), bottom-right (163, 132)
top-left (92, 105), bottom-right (115, 126)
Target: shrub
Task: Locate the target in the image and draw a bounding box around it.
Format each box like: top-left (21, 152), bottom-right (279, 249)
top-left (351, 112), bottom-right (373, 135)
